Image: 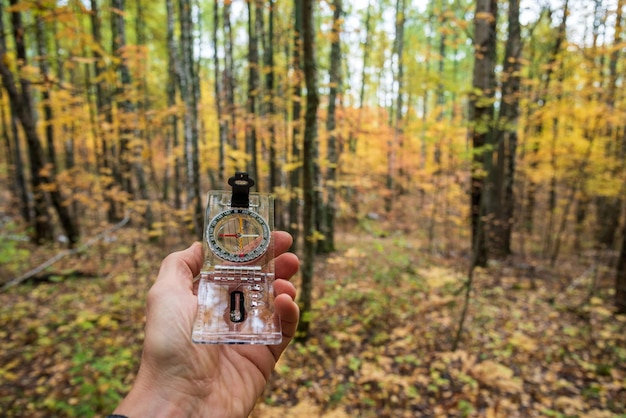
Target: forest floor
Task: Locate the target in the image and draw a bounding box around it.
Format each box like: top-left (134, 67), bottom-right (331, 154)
top-left (1, 208), bottom-right (625, 417)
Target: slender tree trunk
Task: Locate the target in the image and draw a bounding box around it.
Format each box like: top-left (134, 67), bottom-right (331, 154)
top-left (289, 0), bottom-right (304, 250)
top-left (490, 0), bottom-right (521, 258)
top-left (134, 0), bottom-right (157, 208)
top-left (164, 0), bottom-right (176, 203)
top-left (343, 0), bottom-right (371, 217)
top-left (0, 3), bottom-right (30, 223)
top-left (179, 0), bottom-right (202, 238)
top-left (319, 0), bottom-right (342, 254)
top-left (111, 0), bottom-right (152, 228)
top-left (297, 0), bottom-right (320, 341)
top-left (0, 48), bottom-right (79, 245)
top-left (617, 213), bottom-right (626, 312)
top-left (246, 0), bottom-right (261, 185)
top-left (609, 0), bottom-right (626, 314)
top-left (35, 14), bottom-right (58, 174)
top-left (266, 0), bottom-right (284, 229)
top-left (7, 0), bottom-right (54, 243)
top-left (524, 4), bottom-right (568, 246)
top-left (349, 0), bottom-right (371, 156)
top-left (386, 0), bottom-right (405, 212)
top-left (111, 0), bottom-right (134, 199)
top-left (469, 0), bottom-right (498, 266)
top-left (213, 0), bottom-right (227, 185)
top-left (595, 0), bottom-right (624, 250)
top-left (90, 0), bottom-right (119, 222)
top-left (224, 0), bottom-right (237, 151)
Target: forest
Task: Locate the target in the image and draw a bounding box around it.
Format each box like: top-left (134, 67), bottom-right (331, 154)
top-left (0, 0), bottom-right (625, 416)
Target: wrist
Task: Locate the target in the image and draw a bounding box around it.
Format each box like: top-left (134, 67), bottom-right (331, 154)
top-left (113, 378), bottom-right (199, 418)
top-left (113, 365), bottom-right (208, 417)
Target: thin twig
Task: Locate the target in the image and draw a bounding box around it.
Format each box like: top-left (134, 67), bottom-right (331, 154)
top-left (1, 214), bottom-right (131, 292)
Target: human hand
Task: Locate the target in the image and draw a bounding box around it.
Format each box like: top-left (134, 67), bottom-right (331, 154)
top-left (112, 232), bottom-right (299, 418)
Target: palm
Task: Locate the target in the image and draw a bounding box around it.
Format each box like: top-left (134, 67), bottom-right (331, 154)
top-left (126, 233), bottom-right (299, 417)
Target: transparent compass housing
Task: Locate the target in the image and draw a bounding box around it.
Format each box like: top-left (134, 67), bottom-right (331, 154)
top-left (191, 190), bottom-right (282, 345)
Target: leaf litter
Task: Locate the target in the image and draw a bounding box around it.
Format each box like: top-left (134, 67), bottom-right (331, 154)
top-left (0, 229), bottom-right (624, 417)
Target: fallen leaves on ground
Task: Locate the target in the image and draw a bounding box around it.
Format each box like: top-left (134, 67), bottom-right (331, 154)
top-left (1, 229), bottom-right (625, 417)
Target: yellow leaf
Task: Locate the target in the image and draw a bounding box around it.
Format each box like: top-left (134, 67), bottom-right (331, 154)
top-left (281, 161), bottom-right (303, 173)
top-left (470, 360), bottom-right (523, 393)
top-left (509, 331), bottom-right (538, 352)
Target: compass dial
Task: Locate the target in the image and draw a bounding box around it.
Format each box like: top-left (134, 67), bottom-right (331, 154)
top-left (206, 208), bottom-right (271, 263)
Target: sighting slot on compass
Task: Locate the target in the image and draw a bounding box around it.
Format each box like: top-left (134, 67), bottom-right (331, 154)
top-left (230, 290), bottom-right (245, 323)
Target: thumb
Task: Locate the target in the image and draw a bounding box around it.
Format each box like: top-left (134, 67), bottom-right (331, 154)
top-left (154, 242), bottom-right (204, 290)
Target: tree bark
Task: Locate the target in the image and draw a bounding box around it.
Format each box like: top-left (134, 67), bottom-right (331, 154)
top-left (0, 49), bottom-right (79, 245)
top-left (469, 0), bottom-right (498, 266)
top-left (595, 0), bottom-right (624, 250)
top-left (289, 0), bottom-right (304, 250)
top-left (213, 0), bottom-right (227, 186)
top-left (297, 0), bottom-right (320, 341)
top-left (111, 0), bottom-right (134, 198)
top-left (7, 0), bottom-right (55, 243)
top-left (319, 0), bottom-right (342, 254)
top-left (35, 13), bottom-right (58, 175)
top-left (0, 2), bottom-right (30, 223)
top-left (223, 0), bottom-right (237, 151)
top-left (386, 0), bottom-right (405, 212)
top-left (616, 218), bottom-right (626, 314)
top-left (90, 0), bottom-right (119, 222)
top-left (164, 0), bottom-right (180, 205)
top-left (179, 0), bottom-right (202, 238)
top-left (524, 4), bottom-right (568, 241)
top-left (246, 0), bottom-right (261, 184)
top-left (490, 0), bottom-right (521, 258)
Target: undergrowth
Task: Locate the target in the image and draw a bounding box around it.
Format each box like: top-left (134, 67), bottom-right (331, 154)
top-left (1, 226), bottom-right (625, 417)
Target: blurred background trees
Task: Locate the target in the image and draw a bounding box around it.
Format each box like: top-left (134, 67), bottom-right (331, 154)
top-left (0, 0), bottom-right (625, 311)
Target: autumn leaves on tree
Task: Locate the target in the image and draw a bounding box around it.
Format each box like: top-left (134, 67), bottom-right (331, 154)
top-left (0, 0), bottom-right (626, 315)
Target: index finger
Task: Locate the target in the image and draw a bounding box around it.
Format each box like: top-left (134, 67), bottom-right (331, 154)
top-left (273, 231), bottom-right (293, 256)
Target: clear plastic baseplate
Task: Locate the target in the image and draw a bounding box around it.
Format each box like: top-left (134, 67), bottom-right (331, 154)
top-left (192, 265), bottom-right (282, 345)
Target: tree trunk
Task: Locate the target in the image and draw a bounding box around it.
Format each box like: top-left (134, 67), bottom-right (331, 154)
top-left (7, 0), bottom-right (54, 243)
top-left (617, 220), bottom-right (626, 312)
top-left (0, 3), bottom-right (30, 223)
top-left (179, 0), bottom-right (202, 238)
top-left (0, 48), bottom-right (79, 245)
top-left (289, 0), bottom-right (303, 251)
top-left (524, 3), bottom-right (568, 245)
top-left (349, 0), bottom-right (371, 156)
top-left (35, 14), bottom-right (58, 175)
top-left (223, 0), bottom-right (237, 151)
top-left (595, 0), bottom-right (624, 250)
top-left (386, 0), bottom-right (405, 213)
top-left (469, 0), bottom-right (498, 266)
top-left (490, 0), bottom-right (521, 258)
top-left (164, 0), bottom-right (178, 204)
top-left (134, 0), bottom-right (157, 213)
top-left (90, 0), bottom-right (119, 222)
top-left (213, 0), bottom-right (227, 186)
top-left (297, 0), bottom-right (320, 341)
top-left (319, 0), bottom-right (342, 254)
top-left (111, 0), bottom-right (151, 228)
top-left (111, 0), bottom-right (134, 198)
top-left (264, 0), bottom-right (281, 226)
top-left (246, 0), bottom-right (261, 185)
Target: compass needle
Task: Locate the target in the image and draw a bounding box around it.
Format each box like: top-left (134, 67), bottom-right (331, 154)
top-left (237, 216), bottom-right (244, 250)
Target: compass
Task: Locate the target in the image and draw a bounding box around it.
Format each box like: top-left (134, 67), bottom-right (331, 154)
top-left (205, 172), bottom-right (271, 264)
top-left (193, 172), bottom-right (281, 344)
